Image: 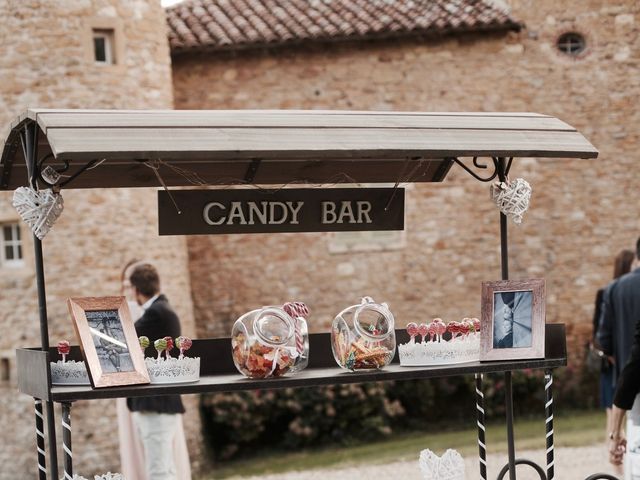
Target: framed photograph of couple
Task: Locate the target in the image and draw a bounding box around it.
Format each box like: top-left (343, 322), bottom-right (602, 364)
top-left (480, 279), bottom-right (545, 361)
top-left (67, 296), bottom-right (149, 388)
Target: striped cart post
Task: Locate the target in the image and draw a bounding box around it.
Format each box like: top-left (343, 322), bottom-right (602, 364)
top-left (34, 398), bottom-right (46, 480)
top-left (545, 370), bottom-right (555, 480)
top-left (62, 402), bottom-right (73, 480)
top-left (475, 373), bottom-right (487, 480)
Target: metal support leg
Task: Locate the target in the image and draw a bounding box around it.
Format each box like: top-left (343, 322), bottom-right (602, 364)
top-left (62, 402), bottom-right (73, 480)
top-left (476, 373), bottom-right (488, 479)
top-left (35, 399), bottom-right (47, 479)
top-left (505, 371), bottom-right (516, 480)
top-left (545, 371), bottom-right (555, 480)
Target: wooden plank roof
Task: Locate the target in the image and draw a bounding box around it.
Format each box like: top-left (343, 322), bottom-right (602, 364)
top-left (0, 109), bottom-right (598, 190)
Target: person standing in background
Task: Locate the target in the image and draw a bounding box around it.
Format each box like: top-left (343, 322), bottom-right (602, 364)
top-left (594, 250), bottom-right (635, 451)
top-left (118, 260), bottom-right (191, 480)
top-left (598, 239), bottom-right (640, 478)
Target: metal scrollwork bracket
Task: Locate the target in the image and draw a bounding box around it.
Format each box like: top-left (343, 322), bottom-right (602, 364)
top-left (450, 157), bottom-right (513, 183)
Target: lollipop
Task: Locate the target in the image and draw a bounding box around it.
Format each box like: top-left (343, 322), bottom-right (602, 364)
top-left (138, 336), bottom-right (150, 353)
top-left (283, 301), bottom-right (310, 318)
top-left (176, 336), bottom-right (193, 359)
top-left (459, 320), bottom-right (471, 338)
top-left (433, 318), bottom-right (447, 343)
top-left (447, 322), bottom-right (461, 341)
top-left (418, 323), bottom-right (429, 343)
top-left (406, 322), bottom-right (419, 343)
top-left (154, 338), bottom-right (168, 360)
top-left (472, 318), bottom-right (481, 334)
top-left (57, 340), bottom-right (70, 363)
top-left (164, 336), bottom-right (174, 359)
top-left (427, 322), bottom-right (437, 342)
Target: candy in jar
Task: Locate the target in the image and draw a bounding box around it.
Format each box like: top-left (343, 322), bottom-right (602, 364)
top-left (331, 296), bottom-right (396, 371)
top-left (231, 304), bottom-right (308, 379)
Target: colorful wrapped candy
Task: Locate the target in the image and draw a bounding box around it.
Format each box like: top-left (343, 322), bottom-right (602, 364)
top-left (57, 340), bottom-right (70, 363)
top-left (154, 338), bottom-right (167, 360)
top-left (175, 336), bottom-right (193, 359)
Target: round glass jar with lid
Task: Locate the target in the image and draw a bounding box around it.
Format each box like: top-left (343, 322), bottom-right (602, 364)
top-left (331, 296), bottom-right (396, 370)
top-left (231, 305), bottom-right (309, 378)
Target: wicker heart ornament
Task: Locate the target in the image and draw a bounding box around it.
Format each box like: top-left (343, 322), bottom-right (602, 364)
top-left (419, 449), bottom-right (465, 480)
top-left (490, 178), bottom-right (532, 224)
top-left (12, 186), bottom-right (64, 240)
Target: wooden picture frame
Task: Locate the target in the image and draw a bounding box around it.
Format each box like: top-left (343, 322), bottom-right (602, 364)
top-left (67, 296), bottom-right (149, 388)
top-left (480, 279), bottom-right (545, 361)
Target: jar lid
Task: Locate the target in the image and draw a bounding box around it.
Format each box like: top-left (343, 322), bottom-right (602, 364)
top-left (353, 297), bottom-right (394, 340)
top-left (254, 307), bottom-right (294, 346)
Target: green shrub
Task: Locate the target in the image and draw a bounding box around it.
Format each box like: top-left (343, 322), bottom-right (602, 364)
top-left (201, 366), bottom-right (599, 461)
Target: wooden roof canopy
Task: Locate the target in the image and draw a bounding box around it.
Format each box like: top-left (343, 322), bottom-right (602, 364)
top-left (0, 109), bottom-right (598, 190)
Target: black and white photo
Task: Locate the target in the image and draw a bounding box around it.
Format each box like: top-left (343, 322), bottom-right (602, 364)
top-left (492, 290), bottom-right (533, 349)
top-left (481, 279), bottom-right (545, 361)
top-left (86, 309), bottom-right (134, 373)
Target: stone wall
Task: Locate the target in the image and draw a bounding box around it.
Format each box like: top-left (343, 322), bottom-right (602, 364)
top-left (173, 0), bottom-right (640, 369)
top-left (0, 1), bottom-right (201, 477)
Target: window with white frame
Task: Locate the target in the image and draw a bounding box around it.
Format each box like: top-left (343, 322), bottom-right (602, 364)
top-left (93, 29), bottom-right (115, 65)
top-left (1, 223), bottom-right (24, 267)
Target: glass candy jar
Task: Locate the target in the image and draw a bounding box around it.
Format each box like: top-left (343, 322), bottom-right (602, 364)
top-left (331, 297), bottom-right (396, 370)
top-left (231, 305), bottom-right (309, 378)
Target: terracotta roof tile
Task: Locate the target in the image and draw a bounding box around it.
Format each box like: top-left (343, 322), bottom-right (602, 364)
top-left (167, 0), bottom-right (521, 53)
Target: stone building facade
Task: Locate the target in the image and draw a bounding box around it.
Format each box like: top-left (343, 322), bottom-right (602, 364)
top-left (171, 0), bottom-right (640, 365)
top-left (0, 1), bottom-right (200, 477)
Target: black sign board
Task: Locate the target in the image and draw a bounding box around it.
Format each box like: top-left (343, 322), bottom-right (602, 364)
top-left (158, 188), bottom-right (404, 235)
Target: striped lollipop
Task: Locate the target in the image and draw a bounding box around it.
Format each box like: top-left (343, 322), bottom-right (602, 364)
top-left (154, 338), bottom-right (167, 360)
top-left (283, 302), bottom-right (309, 354)
top-left (176, 336), bottom-right (193, 359)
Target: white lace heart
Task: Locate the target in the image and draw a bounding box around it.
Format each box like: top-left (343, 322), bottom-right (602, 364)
top-left (419, 449), bottom-right (465, 480)
top-left (490, 178), bottom-right (532, 224)
top-left (12, 186), bottom-right (64, 240)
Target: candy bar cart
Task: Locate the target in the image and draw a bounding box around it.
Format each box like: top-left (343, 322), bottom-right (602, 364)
top-left (0, 109), bottom-right (611, 479)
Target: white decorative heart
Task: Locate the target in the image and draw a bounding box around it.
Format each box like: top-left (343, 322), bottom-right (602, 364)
top-left (419, 448), bottom-right (465, 480)
top-left (12, 186), bottom-right (64, 240)
top-left (490, 177), bottom-right (532, 224)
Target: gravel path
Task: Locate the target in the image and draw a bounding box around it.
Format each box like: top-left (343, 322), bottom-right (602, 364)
top-left (234, 443), bottom-right (619, 480)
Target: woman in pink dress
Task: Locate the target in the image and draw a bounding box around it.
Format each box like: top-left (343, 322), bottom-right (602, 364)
top-left (118, 260), bottom-right (192, 480)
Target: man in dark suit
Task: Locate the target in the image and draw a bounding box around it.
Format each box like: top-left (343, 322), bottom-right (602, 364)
top-left (127, 263), bottom-right (185, 480)
top-left (603, 238), bottom-right (640, 468)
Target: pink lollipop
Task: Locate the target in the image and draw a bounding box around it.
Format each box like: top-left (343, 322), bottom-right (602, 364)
top-left (447, 322), bottom-right (461, 341)
top-left (459, 321), bottom-right (471, 338)
top-left (427, 322), bottom-right (437, 342)
top-left (57, 340), bottom-right (70, 363)
top-left (418, 323), bottom-right (429, 343)
top-left (164, 336), bottom-right (174, 359)
top-left (433, 318), bottom-right (446, 342)
top-left (406, 323), bottom-right (419, 343)
top-left (472, 318), bottom-right (481, 334)
top-left (176, 336), bottom-right (193, 359)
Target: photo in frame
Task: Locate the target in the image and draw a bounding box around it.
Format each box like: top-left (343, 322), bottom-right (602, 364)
top-left (67, 296), bottom-right (149, 388)
top-left (480, 279), bottom-right (545, 361)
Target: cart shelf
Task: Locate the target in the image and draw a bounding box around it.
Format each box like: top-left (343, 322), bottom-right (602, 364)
top-left (17, 324), bottom-right (566, 402)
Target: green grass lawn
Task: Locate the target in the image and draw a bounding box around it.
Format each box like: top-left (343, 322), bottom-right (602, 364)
top-left (199, 410), bottom-right (606, 479)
